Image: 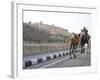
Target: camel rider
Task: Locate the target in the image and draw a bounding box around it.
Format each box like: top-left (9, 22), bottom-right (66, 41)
top-left (81, 26), bottom-right (89, 42)
top-left (80, 27), bottom-right (87, 37)
top-left (82, 27), bottom-right (88, 33)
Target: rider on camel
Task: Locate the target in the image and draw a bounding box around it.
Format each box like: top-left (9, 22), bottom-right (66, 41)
top-left (82, 26), bottom-right (88, 33)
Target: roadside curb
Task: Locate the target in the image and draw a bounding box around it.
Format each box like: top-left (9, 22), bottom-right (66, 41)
top-left (23, 49), bottom-right (81, 68)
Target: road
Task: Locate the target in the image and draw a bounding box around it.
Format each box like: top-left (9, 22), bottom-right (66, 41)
top-left (25, 49), bottom-right (91, 69)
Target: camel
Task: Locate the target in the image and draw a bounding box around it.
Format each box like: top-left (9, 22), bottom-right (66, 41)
top-left (80, 27), bottom-right (90, 53)
top-left (69, 33), bottom-right (80, 59)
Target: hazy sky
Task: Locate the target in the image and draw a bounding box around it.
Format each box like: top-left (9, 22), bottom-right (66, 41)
top-left (23, 11), bottom-right (92, 34)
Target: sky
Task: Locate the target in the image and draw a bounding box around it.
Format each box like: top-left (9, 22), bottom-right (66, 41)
top-left (23, 11), bottom-right (92, 34)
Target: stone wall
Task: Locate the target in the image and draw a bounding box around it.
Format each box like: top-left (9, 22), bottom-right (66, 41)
top-left (23, 43), bottom-right (69, 56)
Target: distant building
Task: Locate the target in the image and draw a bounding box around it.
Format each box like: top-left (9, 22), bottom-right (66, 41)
top-left (31, 21), bottom-right (69, 36)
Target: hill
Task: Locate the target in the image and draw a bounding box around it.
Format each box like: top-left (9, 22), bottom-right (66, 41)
top-left (23, 22), bottom-right (70, 43)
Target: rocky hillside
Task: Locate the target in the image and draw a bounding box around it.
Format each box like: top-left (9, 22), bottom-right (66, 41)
top-left (23, 22), bottom-right (70, 43)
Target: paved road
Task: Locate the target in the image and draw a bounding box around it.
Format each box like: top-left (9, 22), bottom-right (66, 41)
top-left (25, 49), bottom-right (91, 69)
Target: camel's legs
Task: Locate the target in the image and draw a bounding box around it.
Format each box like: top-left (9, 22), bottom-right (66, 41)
top-left (72, 46), bottom-right (76, 58)
top-left (70, 44), bottom-right (72, 59)
top-left (81, 44), bottom-right (85, 53)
